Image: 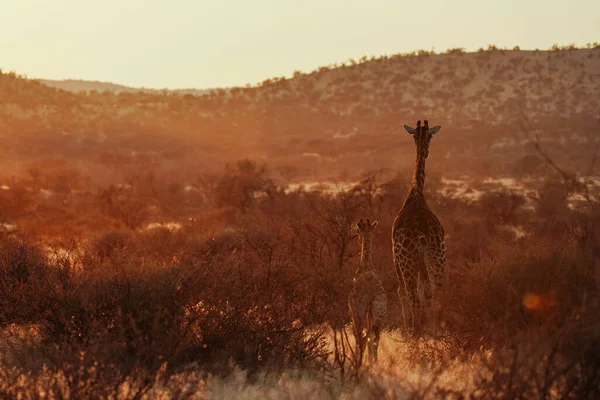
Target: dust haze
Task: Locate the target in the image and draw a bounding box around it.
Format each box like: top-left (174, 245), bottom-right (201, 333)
top-left (1, 43), bottom-right (600, 398)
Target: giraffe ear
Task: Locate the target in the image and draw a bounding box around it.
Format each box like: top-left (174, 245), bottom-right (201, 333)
top-left (404, 125), bottom-right (417, 135)
top-left (427, 126), bottom-right (441, 135)
top-left (370, 220), bottom-right (378, 229)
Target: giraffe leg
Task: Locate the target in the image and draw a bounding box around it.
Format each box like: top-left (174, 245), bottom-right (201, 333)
top-left (349, 299), bottom-right (366, 366)
top-left (394, 250), bottom-right (419, 333)
top-left (399, 295), bottom-right (407, 329)
top-left (402, 272), bottom-right (420, 335)
top-left (369, 325), bottom-right (381, 362)
top-left (424, 243), bottom-right (446, 335)
top-left (396, 285), bottom-right (410, 330)
top-left (359, 324), bottom-right (367, 366)
top-left (397, 280), bottom-right (408, 329)
top-left (423, 253), bottom-right (435, 309)
top-left (365, 311), bottom-right (375, 363)
top-left (369, 293), bottom-right (387, 363)
top-left (393, 258), bottom-right (409, 329)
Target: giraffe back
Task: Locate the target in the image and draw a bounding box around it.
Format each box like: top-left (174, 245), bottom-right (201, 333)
top-left (393, 195), bottom-right (445, 245)
top-left (350, 269), bottom-right (387, 326)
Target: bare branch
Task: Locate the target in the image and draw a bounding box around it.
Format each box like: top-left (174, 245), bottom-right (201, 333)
top-left (532, 134), bottom-right (577, 186)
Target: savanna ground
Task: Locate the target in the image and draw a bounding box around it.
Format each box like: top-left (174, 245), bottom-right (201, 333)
top-left (0, 143), bottom-right (599, 399)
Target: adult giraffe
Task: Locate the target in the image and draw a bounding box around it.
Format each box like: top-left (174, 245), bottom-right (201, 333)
top-left (392, 119), bottom-right (446, 334)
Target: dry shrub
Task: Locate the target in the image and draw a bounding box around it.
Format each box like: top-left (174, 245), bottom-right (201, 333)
top-left (0, 178), bottom-right (35, 220)
top-left (0, 357), bottom-right (164, 399)
top-left (0, 158), bottom-right (599, 397)
top-left (99, 185), bottom-right (151, 229)
top-left (91, 229), bottom-right (137, 261)
top-left (212, 160), bottom-right (276, 213)
top-left (0, 225), bottom-right (332, 384)
top-left (0, 236), bottom-right (60, 326)
top-left (440, 236), bottom-right (597, 350)
top-left (479, 189), bottom-right (526, 227)
top-left (473, 304), bottom-right (600, 399)
top-left (178, 216), bottom-right (333, 372)
top-left (26, 159), bottom-right (83, 195)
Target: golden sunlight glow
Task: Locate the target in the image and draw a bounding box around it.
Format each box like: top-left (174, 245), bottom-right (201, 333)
top-left (522, 292), bottom-right (543, 310)
top-left (1, 0), bottom-right (599, 88)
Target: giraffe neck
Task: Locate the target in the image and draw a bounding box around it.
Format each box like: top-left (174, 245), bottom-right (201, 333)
top-left (409, 150), bottom-right (426, 199)
top-left (359, 236), bottom-right (374, 270)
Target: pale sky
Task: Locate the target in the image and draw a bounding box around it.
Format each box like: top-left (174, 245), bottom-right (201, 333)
top-left (1, 0), bottom-right (599, 89)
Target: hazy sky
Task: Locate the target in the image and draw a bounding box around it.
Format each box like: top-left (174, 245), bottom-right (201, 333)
top-left (1, 0), bottom-right (599, 89)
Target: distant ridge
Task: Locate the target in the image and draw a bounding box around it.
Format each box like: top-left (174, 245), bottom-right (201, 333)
top-left (40, 78), bottom-right (218, 96)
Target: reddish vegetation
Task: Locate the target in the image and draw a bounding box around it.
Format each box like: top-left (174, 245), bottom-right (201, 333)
top-left (0, 45), bottom-right (599, 397)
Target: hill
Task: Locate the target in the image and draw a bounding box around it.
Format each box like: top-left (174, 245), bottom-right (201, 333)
top-left (1, 45), bottom-right (599, 182)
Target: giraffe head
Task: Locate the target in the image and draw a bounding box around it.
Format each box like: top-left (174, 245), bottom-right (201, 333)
top-left (403, 120), bottom-right (441, 158)
top-left (355, 218), bottom-right (378, 244)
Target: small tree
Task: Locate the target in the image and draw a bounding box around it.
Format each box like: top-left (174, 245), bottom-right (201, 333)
top-left (214, 160), bottom-right (275, 213)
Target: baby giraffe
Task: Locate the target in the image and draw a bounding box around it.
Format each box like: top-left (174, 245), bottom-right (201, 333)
top-left (348, 218), bottom-right (388, 364)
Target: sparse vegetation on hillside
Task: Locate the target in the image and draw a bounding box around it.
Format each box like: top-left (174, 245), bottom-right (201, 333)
top-left (1, 45), bottom-right (600, 180)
